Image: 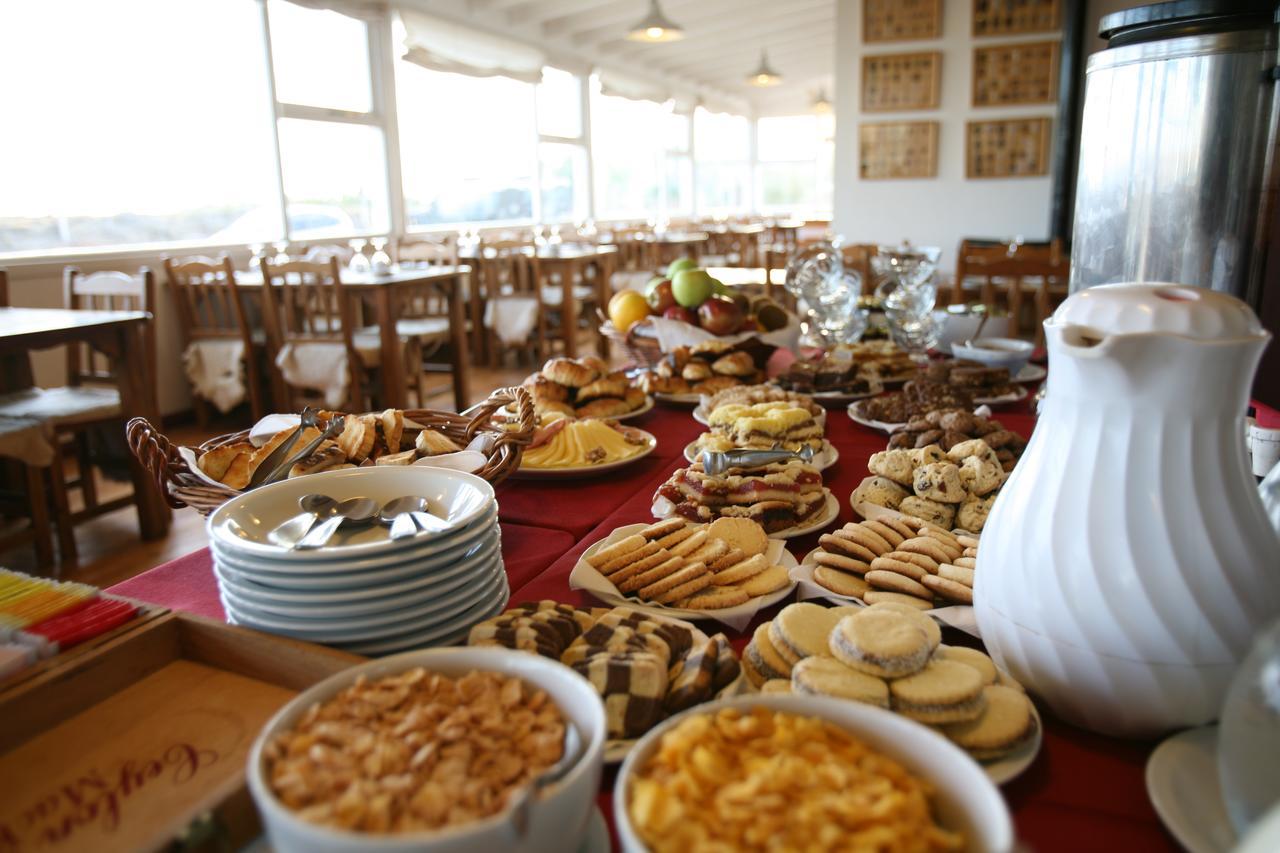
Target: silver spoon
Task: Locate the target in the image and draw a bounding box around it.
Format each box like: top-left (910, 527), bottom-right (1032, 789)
top-left (267, 494), bottom-right (338, 548)
top-left (295, 497), bottom-right (379, 550)
top-left (379, 496), bottom-right (450, 540)
top-left (506, 721), bottom-right (581, 838)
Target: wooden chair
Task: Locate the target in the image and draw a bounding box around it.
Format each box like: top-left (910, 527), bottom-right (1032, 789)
top-left (478, 240), bottom-right (544, 367)
top-left (163, 256), bottom-right (267, 424)
top-left (259, 257), bottom-right (397, 412)
top-left (393, 236), bottom-right (468, 402)
top-left (957, 254), bottom-right (1070, 345)
top-left (949, 238), bottom-right (1064, 306)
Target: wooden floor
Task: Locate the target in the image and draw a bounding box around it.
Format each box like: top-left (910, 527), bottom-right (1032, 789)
top-left (0, 361), bottom-right (546, 589)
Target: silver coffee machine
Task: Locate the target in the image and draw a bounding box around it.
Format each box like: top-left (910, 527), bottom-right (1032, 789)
top-left (1071, 0), bottom-right (1280, 309)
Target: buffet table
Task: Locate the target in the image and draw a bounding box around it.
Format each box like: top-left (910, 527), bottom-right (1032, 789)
top-left (108, 402), bottom-right (1179, 852)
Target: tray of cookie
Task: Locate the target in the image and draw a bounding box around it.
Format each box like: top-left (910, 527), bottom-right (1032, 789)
top-left (740, 601), bottom-right (1042, 784)
top-left (790, 510), bottom-right (984, 635)
top-left (465, 600), bottom-right (747, 761)
top-left (569, 518), bottom-right (797, 631)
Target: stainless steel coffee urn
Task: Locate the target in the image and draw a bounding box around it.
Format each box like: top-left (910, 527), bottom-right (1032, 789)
top-left (1071, 0), bottom-right (1280, 308)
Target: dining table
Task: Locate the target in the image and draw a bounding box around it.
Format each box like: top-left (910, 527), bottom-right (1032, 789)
top-left (459, 244), bottom-right (618, 361)
top-left (236, 265), bottom-right (472, 412)
top-left (0, 307), bottom-right (172, 540)
top-left (109, 378), bottom-right (1181, 852)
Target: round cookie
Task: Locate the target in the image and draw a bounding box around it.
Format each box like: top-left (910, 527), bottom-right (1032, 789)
top-left (863, 590), bottom-right (935, 611)
top-left (740, 651), bottom-right (767, 688)
top-left (868, 555), bottom-right (930, 582)
top-left (861, 519), bottom-right (907, 549)
top-left (912, 462), bottom-right (965, 505)
top-left (760, 678), bottom-right (793, 694)
top-left (851, 476), bottom-right (910, 510)
top-left (865, 569), bottom-right (932, 600)
top-left (813, 565), bottom-right (869, 599)
top-left (837, 524), bottom-right (894, 557)
top-left (773, 602), bottom-right (860, 660)
top-left (867, 449), bottom-right (915, 486)
top-left (791, 656), bottom-right (890, 709)
top-left (898, 496), bottom-right (956, 530)
top-left (865, 601), bottom-right (941, 650)
top-left (941, 685), bottom-right (1037, 760)
top-left (828, 609), bottom-right (933, 678)
top-left (767, 620), bottom-right (803, 667)
top-left (898, 537), bottom-right (953, 566)
top-left (938, 564), bottom-right (976, 586)
top-left (933, 645), bottom-right (997, 685)
top-left (957, 493), bottom-right (995, 533)
top-left (814, 551), bottom-right (871, 576)
top-left (922, 573), bottom-right (974, 604)
top-left (819, 533), bottom-right (877, 563)
top-left (889, 659), bottom-right (987, 723)
top-left (708, 517), bottom-right (769, 557)
top-left (747, 622), bottom-right (794, 679)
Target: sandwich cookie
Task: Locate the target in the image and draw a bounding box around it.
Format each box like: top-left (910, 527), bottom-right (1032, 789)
top-left (941, 685), bottom-right (1037, 760)
top-left (760, 679), bottom-right (793, 694)
top-left (773, 602), bottom-right (860, 660)
top-left (864, 601), bottom-right (941, 650)
top-left (791, 656), bottom-right (891, 709)
top-left (829, 609), bottom-right (933, 678)
top-left (745, 622), bottom-right (794, 680)
top-left (889, 659), bottom-right (987, 724)
top-left (933, 645), bottom-right (997, 685)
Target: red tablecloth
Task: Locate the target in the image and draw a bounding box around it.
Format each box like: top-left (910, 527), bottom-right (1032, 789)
top-left (109, 400), bottom-right (1178, 852)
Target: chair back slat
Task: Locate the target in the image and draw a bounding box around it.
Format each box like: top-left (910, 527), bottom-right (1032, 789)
top-left (260, 257), bottom-right (354, 349)
top-left (63, 266), bottom-right (155, 387)
top-left (396, 234), bottom-right (458, 268)
top-left (0, 268), bottom-right (8, 307)
top-left (163, 256), bottom-right (254, 344)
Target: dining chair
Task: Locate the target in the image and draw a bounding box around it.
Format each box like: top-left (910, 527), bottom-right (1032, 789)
top-left (958, 253), bottom-right (1070, 345)
top-left (477, 240), bottom-right (544, 367)
top-left (260, 257), bottom-right (390, 411)
top-left (392, 235), bottom-right (469, 400)
top-left (163, 255), bottom-right (267, 424)
top-left (949, 238), bottom-right (1064, 306)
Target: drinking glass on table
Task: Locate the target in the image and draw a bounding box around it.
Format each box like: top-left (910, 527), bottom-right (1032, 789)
top-left (348, 239), bottom-right (371, 274)
top-left (369, 238), bottom-right (392, 273)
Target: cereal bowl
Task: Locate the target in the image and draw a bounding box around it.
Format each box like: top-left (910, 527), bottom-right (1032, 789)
top-left (247, 646), bottom-right (606, 853)
top-left (950, 337), bottom-right (1035, 376)
top-left (614, 693), bottom-right (1012, 853)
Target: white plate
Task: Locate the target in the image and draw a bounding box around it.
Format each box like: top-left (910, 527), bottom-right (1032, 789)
top-left (682, 439), bottom-right (839, 472)
top-left (651, 489), bottom-right (839, 541)
top-left (789, 558), bottom-right (980, 637)
top-left (214, 536), bottom-right (502, 614)
top-left (570, 523), bottom-right (798, 628)
top-left (210, 505), bottom-right (498, 577)
top-left (343, 583), bottom-right (511, 655)
top-left (693, 403), bottom-right (828, 428)
top-left (1015, 363), bottom-right (1046, 382)
top-left (511, 429), bottom-right (657, 479)
top-left (223, 557), bottom-right (506, 642)
top-left (609, 395), bottom-right (654, 421)
top-left (846, 405), bottom-right (907, 434)
top-left (208, 466), bottom-right (495, 562)
top-left (972, 385), bottom-right (1030, 406)
top-left (1146, 726), bottom-right (1236, 853)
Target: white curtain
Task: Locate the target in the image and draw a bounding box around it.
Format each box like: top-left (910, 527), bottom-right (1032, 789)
top-left (672, 91), bottom-right (699, 114)
top-left (597, 68), bottom-right (669, 104)
top-left (399, 9), bottom-right (546, 84)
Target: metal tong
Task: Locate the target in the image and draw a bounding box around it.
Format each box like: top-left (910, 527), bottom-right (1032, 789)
top-left (699, 444), bottom-right (816, 475)
top-left (247, 407), bottom-right (347, 489)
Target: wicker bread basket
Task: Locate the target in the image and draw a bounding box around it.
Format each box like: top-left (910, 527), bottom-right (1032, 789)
top-left (597, 311), bottom-right (663, 369)
top-left (126, 386), bottom-right (535, 516)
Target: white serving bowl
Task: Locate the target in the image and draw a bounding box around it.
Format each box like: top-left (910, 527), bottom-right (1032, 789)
top-left (951, 337), bottom-right (1035, 376)
top-left (209, 466), bottom-right (495, 562)
top-left (247, 646), bottom-right (606, 853)
top-left (614, 694), bottom-right (1012, 853)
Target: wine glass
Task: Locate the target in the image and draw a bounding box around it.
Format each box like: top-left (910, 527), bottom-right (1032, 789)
top-left (887, 309), bottom-right (944, 362)
top-left (369, 238), bottom-right (391, 274)
top-left (347, 239), bottom-right (371, 274)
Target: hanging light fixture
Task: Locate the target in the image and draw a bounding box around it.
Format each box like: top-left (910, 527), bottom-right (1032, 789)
top-left (747, 49), bottom-right (782, 87)
top-left (626, 0), bottom-right (684, 42)
top-left (812, 88), bottom-right (832, 114)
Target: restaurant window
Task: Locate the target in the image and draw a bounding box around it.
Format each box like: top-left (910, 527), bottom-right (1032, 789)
top-left (665, 112), bottom-right (694, 217)
top-left (591, 86), bottom-right (664, 219)
top-left (396, 64), bottom-right (537, 228)
top-left (756, 115), bottom-right (831, 214)
top-left (537, 67), bottom-right (589, 223)
top-left (0, 0), bottom-right (281, 253)
top-left (695, 107), bottom-right (751, 214)
top-left (266, 0), bottom-right (390, 239)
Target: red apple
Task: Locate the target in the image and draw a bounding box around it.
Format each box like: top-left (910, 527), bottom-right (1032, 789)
top-left (646, 279), bottom-right (676, 313)
top-left (697, 295), bottom-right (744, 336)
top-left (663, 305), bottom-right (698, 325)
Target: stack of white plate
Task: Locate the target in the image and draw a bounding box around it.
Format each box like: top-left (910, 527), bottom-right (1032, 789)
top-left (206, 466), bottom-right (508, 656)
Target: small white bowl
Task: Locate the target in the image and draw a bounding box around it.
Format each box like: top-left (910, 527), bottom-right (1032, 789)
top-left (614, 694), bottom-right (1013, 853)
top-left (951, 337), bottom-right (1035, 376)
top-left (247, 647), bottom-right (606, 853)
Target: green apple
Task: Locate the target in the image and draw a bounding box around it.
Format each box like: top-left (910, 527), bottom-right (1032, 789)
top-left (711, 278), bottom-right (731, 296)
top-left (666, 257), bottom-right (698, 278)
top-left (671, 269), bottom-right (716, 307)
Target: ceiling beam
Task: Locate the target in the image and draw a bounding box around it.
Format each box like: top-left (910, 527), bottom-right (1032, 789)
top-left (602, 0), bottom-right (829, 58)
top-left (506, 0), bottom-right (614, 26)
top-left (543, 0), bottom-right (649, 38)
top-left (649, 23), bottom-right (832, 76)
top-left (675, 39), bottom-right (834, 83)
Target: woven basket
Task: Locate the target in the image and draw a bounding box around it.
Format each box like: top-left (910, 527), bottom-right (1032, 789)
top-left (597, 310), bottom-right (664, 369)
top-left (126, 386), bottom-right (536, 516)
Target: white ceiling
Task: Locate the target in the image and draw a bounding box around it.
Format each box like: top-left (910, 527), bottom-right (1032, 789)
top-left (422, 0), bottom-right (834, 115)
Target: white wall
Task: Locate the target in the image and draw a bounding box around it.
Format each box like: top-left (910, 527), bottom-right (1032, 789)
top-left (832, 0), bottom-right (1061, 273)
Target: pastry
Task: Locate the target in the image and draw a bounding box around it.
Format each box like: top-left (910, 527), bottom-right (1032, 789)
top-left (690, 376), bottom-right (741, 395)
top-left (682, 361), bottom-right (712, 382)
top-left (791, 656), bottom-right (891, 708)
top-left (956, 493), bottom-right (995, 532)
top-left (941, 685), bottom-right (1037, 760)
top-left (542, 357), bottom-right (599, 388)
top-left (888, 659), bottom-right (987, 723)
top-left (867, 449), bottom-right (916, 486)
top-left (711, 351), bottom-right (755, 377)
top-left (654, 460), bottom-right (826, 534)
top-left (698, 403), bottom-right (823, 454)
top-left (523, 372), bottom-right (570, 403)
top-left (850, 476), bottom-right (910, 510)
top-left (575, 397), bottom-right (631, 419)
top-left (898, 496), bottom-right (956, 529)
top-left (912, 462), bottom-right (965, 504)
top-left (416, 428), bottom-right (463, 455)
top-left (702, 384), bottom-right (821, 417)
top-left (829, 609), bottom-right (932, 678)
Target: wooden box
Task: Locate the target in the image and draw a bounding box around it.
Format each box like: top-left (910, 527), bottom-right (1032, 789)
top-left (862, 52), bottom-right (942, 112)
top-left (860, 121), bottom-right (940, 179)
top-left (864, 0), bottom-right (942, 43)
top-left (973, 41), bottom-right (1060, 107)
top-left (966, 117), bottom-right (1053, 178)
top-left (0, 610), bottom-right (361, 852)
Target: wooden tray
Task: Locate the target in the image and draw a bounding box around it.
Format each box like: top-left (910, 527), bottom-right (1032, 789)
top-left (0, 610), bottom-right (360, 852)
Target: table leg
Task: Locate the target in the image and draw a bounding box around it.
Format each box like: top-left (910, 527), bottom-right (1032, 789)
top-left (374, 287), bottom-right (406, 409)
top-left (467, 268), bottom-right (486, 366)
top-left (595, 256), bottom-right (612, 360)
top-left (561, 264), bottom-right (578, 360)
top-left (447, 273), bottom-right (470, 411)
top-left (115, 322), bottom-right (171, 539)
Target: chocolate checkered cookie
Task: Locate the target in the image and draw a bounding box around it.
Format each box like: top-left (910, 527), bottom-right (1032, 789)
top-left (570, 649), bottom-right (669, 739)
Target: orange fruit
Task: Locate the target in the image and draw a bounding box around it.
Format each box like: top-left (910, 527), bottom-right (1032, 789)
top-left (608, 289), bottom-right (651, 332)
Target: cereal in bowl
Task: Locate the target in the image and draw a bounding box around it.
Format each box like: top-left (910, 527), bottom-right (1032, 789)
top-left (263, 669), bottom-right (564, 834)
